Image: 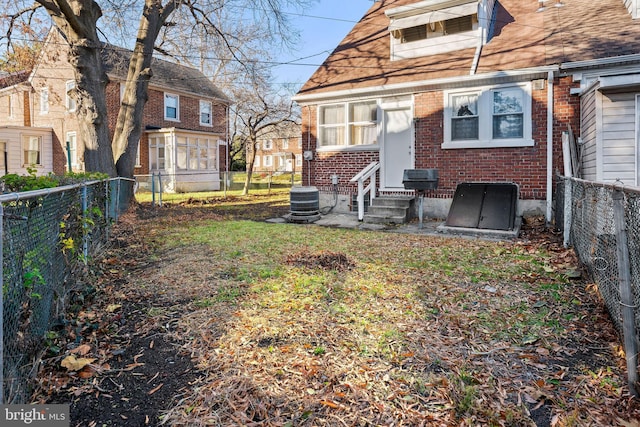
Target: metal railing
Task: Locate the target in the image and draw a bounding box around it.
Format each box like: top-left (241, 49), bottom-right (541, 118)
top-left (1, 178), bottom-right (135, 404)
top-left (560, 176), bottom-right (640, 397)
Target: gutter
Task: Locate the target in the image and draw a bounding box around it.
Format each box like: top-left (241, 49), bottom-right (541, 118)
top-left (293, 66), bottom-right (558, 104)
top-left (560, 54), bottom-right (640, 71)
top-left (546, 70), bottom-right (554, 224)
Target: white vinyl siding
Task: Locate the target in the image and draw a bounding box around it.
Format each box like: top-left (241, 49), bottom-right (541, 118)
top-left (580, 89), bottom-right (598, 181)
top-left (600, 92), bottom-right (637, 184)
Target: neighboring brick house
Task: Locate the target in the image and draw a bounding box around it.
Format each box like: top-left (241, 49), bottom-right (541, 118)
top-left (0, 27), bottom-right (230, 192)
top-left (253, 123), bottom-right (303, 173)
top-left (293, 0), bottom-right (640, 223)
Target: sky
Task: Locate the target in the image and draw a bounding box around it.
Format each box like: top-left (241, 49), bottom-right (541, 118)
top-left (272, 0), bottom-right (374, 91)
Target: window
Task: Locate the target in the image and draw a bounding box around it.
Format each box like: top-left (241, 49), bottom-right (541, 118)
top-left (297, 137), bottom-right (302, 148)
top-left (0, 141), bottom-right (7, 174)
top-left (387, 1), bottom-right (480, 59)
top-left (135, 142), bottom-right (141, 167)
top-left (66, 132), bottom-right (77, 168)
top-left (23, 135), bottom-right (41, 165)
top-left (66, 81), bottom-right (77, 112)
top-left (318, 100), bottom-right (378, 148)
top-left (282, 139), bottom-right (289, 149)
top-left (176, 136), bottom-right (216, 170)
top-left (264, 155), bottom-right (273, 167)
top-left (264, 140), bottom-right (273, 150)
top-left (40, 88), bottom-right (49, 114)
top-left (295, 153), bottom-right (302, 167)
top-left (149, 136), bottom-right (166, 170)
top-left (443, 84), bottom-right (532, 149)
top-left (200, 100), bottom-right (212, 126)
top-left (164, 93), bottom-right (179, 120)
top-left (254, 155), bottom-right (260, 167)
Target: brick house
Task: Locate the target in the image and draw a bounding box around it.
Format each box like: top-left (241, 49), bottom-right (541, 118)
top-left (253, 123), bottom-right (303, 173)
top-left (293, 0), bottom-right (640, 224)
top-left (0, 27), bottom-right (230, 192)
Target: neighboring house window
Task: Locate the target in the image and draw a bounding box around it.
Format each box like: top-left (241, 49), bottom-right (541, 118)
top-left (40, 88), bottom-right (49, 114)
top-left (282, 139), bottom-right (289, 149)
top-left (66, 80), bottom-right (77, 112)
top-left (0, 141), bottom-right (6, 174)
top-left (264, 140), bottom-right (273, 150)
top-left (318, 100), bottom-right (378, 148)
top-left (176, 136), bottom-right (216, 170)
top-left (149, 136), bottom-right (166, 170)
top-left (164, 93), bottom-right (179, 120)
top-left (23, 135), bottom-right (42, 165)
top-left (135, 142), bottom-right (141, 167)
top-left (200, 101), bottom-right (212, 126)
top-left (295, 153), bottom-right (302, 167)
top-left (264, 155), bottom-right (273, 167)
top-left (254, 155), bottom-right (260, 167)
top-left (443, 84), bottom-right (533, 149)
top-left (66, 132), bottom-right (77, 168)
top-left (297, 137), bottom-right (302, 148)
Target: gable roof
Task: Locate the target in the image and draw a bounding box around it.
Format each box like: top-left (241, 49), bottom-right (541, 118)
top-left (101, 45), bottom-right (230, 104)
top-left (0, 70), bottom-right (30, 90)
top-left (296, 0), bottom-right (640, 99)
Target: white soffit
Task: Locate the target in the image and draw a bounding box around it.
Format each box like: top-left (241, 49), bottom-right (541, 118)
top-left (388, 2), bottom-right (478, 30)
top-left (598, 73), bottom-right (640, 90)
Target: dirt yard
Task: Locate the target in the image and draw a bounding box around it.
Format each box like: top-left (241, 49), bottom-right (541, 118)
top-left (34, 195), bottom-right (640, 426)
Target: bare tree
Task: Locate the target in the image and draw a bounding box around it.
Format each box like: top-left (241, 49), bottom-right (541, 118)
top-left (228, 65), bottom-right (299, 195)
top-left (1, 0), bottom-right (314, 177)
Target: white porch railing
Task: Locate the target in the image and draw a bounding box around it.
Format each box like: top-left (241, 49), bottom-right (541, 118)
top-left (349, 161), bottom-right (380, 221)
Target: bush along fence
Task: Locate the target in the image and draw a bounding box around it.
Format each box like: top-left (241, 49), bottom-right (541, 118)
top-left (560, 176), bottom-right (640, 397)
top-left (0, 178), bottom-right (135, 404)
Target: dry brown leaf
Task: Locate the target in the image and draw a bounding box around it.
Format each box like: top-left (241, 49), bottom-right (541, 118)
top-left (61, 355), bottom-right (96, 371)
top-left (70, 344), bottom-right (91, 356)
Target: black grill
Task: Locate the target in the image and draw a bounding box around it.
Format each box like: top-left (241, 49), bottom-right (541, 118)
top-left (402, 169), bottom-right (439, 191)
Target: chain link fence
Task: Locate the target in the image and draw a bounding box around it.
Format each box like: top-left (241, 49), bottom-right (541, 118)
top-left (1, 178), bottom-right (135, 404)
top-left (559, 176), bottom-right (640, 395)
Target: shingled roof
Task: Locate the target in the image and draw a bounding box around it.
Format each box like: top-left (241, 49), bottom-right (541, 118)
top-left (101, 44), bottom-right (230, 103)
top-left (0, 70), bottom-right (30, 90)
top-left (297, 0), bottom-right (640, 97)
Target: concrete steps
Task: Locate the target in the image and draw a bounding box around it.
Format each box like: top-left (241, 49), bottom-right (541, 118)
top-left (363, 196), bottom-right (415, 224)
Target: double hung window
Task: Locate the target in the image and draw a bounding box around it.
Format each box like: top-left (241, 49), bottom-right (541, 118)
top-left (318, 100), bottom-right (378, 148)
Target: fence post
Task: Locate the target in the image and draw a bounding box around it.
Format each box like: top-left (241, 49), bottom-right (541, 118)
top-left (0, 203), bottom-right (4, 405)
top-left (158, 172), bottom-right (163, 206)
top-left (82, 184), bottom-right (88, 264)
top-left (105, 180), bottom-right (110, 240)
top-left (563, 177), bottom-right (572, 247)
top-left (613, 189), bottom-right (639, 398)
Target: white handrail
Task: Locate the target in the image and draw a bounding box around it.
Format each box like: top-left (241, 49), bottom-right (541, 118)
top-left (350, 161), bottom-right (380, 220)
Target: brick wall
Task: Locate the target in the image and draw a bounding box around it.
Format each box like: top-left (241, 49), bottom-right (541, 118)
top-left (301, 76), bottom-right (580, 203)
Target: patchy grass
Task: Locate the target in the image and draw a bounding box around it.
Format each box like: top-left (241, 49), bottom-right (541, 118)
top-left (37, 197), bottom-right (640, 426)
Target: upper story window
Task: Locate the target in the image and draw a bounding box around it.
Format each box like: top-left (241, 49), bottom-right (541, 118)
top-left (66, 80), bottom-right (77, 112)
top-left (318, 100), bottom-right (378, 149)
top-left (386, 0), bottom-right (486, 60)
top-left (282, 139), bottom-right (289, 149)
top-left (443, 83), bottom-right (533, 149)
top-left (263, 140), bottom-right (273, 150)
top-left (200, 100), bottom-right (212, 126)
top-left (164, 93), bottom-right (179, 121)
top-left (40, 88), bottom-right (49, 114)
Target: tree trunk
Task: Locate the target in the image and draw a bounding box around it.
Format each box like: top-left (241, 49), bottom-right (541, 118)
top-left (243, 140), bottom-right (257, 196)
top-left (114, 1), bottom-right (173, 178)
top-left (46, 1), bottom-right (117, 176)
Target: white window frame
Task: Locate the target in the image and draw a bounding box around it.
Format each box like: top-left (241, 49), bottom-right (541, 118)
top-left (282, 139), bottom-right (289, 149)
top-left (66, 131), bottom-right (78, 169)
top-left (0, 141), bottom-right (7, 173)
top-left (40, 88), bottom-right (49, 114)
top-left (199, 100), bottom-right (212, 126)
top-left (264, 155), bottom-right (273, 167)
top-left (295, 153), bottom-right (302, 167)
top-left (135, 141), bottom-right (142, 168)
top-left (149, 136), bottom-right (166, 170)
top-left (317, 100), bottom-right (379, 150)
top-left (442, 83), bottom-right (534, 149)
top-left (176, 136), bottom-right (216, 171)
top-left (22, 135), bottom-right (42, 166)
top-left (66, 80), bottom-right (77, 112)
top-left (164, 93), bottom-right (180, 121)
top-left (254, 155), bottom-right (260, 167)
top-left (263, 139), bottom-right (273, 150)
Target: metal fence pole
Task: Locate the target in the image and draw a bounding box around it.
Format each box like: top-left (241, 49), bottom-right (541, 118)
top-left (613, 189), bottom-right (639, 398)
top-left (563, 178), bottom-right (572, 248)
top-left (82, 184), bottom-right (88, 264)
top-left (0, 202), bottom-right (4, 405)
top-left (115, 178), bottom-right (121, 221)
top-left (151, 172), bottom-right (156, 207)
top-left (158, 172), bottom-right (163, 207)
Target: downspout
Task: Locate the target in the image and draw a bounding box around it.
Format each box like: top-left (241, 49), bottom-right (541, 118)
top-left (546, 70), bottom-right (554, 224)
top-left (307, 106), bottom-right (312, 186)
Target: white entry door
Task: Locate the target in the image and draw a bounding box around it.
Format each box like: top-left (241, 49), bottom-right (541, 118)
top-left (382, 108), bottom-right (413, 189)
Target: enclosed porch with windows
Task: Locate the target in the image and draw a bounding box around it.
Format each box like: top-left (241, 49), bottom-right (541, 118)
top-left (146, 127), bottom-right (223, 193)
